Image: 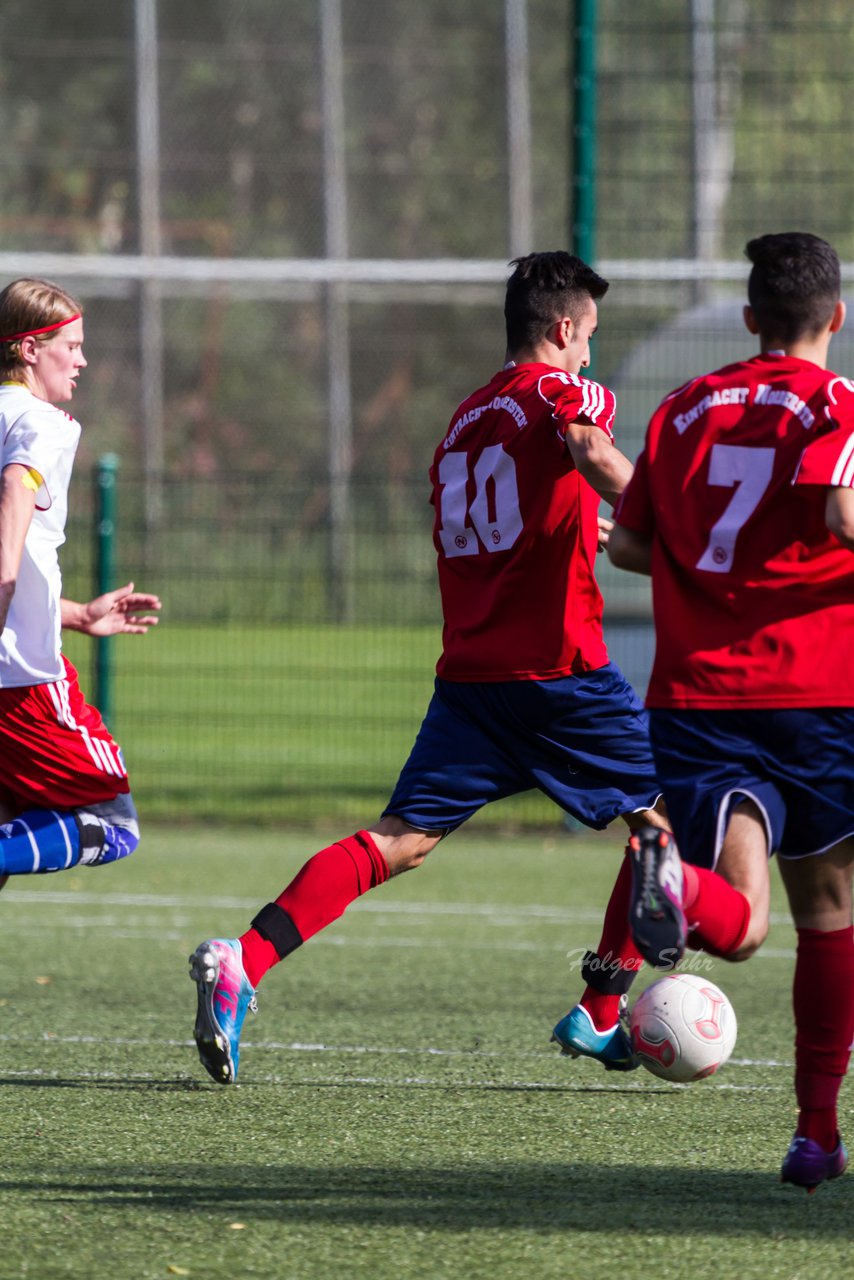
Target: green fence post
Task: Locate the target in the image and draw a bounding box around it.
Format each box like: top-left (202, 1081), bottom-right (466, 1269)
top-left (94, 453), bottom-right (119, 726)
top-left (572, 0), bottom-right (597, 266)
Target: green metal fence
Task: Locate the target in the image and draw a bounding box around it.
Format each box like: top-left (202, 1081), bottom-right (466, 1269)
top-left (61, 465), bottom-right (654, 830)
top-left (9, 0), bottom-right (854, 828)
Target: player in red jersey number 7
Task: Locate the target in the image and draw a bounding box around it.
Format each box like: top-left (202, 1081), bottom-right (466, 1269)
top-left (607, 233), bottom-right (854, 1191)
top-left (189, 251), bottom-right (669, 1085)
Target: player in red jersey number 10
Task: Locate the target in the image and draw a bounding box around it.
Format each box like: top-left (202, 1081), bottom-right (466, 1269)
top-left (188, 251), bottom-right (670, 1086)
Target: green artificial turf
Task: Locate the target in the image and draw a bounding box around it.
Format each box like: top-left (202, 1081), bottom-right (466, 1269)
top-left (0, 828), bottom-right (848, 1279)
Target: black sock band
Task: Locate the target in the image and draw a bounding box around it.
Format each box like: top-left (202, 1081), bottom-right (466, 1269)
top-left (74, 812), bottom-right (107, 851)
top-left (581, 948), bottom-right (637, 996)
top-left (251, 903), bottom-right (304, 959)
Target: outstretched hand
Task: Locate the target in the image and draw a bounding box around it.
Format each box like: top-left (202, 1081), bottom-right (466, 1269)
top-left (74, 582), bottom-right (162, 636)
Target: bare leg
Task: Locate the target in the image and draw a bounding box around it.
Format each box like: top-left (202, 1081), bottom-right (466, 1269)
top-left (708, 799), bottom-right (771, 960)
top-left (777, 838), bottom-right (854, 932)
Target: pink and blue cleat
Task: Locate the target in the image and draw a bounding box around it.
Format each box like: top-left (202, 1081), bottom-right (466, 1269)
top-left (780, 1134), bottom-right (848, 1192)
top-left (189, 938), bottom-right (257, 1084)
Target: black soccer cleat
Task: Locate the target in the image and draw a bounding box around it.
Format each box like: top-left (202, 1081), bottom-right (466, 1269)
top-left (627, 827), bottom-right (687, 968)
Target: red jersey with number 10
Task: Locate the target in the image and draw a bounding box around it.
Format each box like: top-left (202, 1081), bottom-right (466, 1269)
top-left (432, 362), bottom-right (617, 681)
top-left (616, 353), bottom-right (854, 708)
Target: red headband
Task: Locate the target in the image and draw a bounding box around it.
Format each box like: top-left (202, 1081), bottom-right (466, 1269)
top-left (0, 313), bottom-right (82, 343)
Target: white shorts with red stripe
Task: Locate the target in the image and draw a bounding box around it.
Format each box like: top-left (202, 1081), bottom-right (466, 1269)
top-left (0, 656), bottom-right (130, 811)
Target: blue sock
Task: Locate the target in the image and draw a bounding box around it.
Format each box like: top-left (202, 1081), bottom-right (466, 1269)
top-left (76, 814), bottom-right (139, 867)
top-left (0, 810), bottom-right (81, 875)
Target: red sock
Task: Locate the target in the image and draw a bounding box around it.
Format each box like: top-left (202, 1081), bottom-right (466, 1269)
top-left (239, 831), bottom-right (390, 988)
top-left (682, 865), bottom-right (750, 957)
top-left (793, 925), bottom-right (854, 1152)
top-left (580, 850), bottom-right (644, 1031)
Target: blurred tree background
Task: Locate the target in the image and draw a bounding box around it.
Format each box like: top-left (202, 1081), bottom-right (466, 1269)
top-left (2, 1), bottom-right (851, 478)
top-left (0, 1), bottom-right (852, 823)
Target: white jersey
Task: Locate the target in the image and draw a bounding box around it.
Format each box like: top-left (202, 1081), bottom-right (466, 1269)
top-left (0, 384), bottom-right (81, 686)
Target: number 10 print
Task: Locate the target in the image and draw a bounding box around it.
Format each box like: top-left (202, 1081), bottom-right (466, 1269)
top-left (436, 446), bottom-right (524, 557)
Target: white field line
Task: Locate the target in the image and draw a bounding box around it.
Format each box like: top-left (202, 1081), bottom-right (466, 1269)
top-left (0, 918), bottom-right (800, 959)
top-left (0, 1067), bottom-right (781, 1092)
top-left (0, 1066), bottom-right (784, 1093)
top-left (0, 891), bottom-right (615, 922)
top-left (0, 1061), bottom-right (784, 1093)
top-left (0, 1031), bottom-right (793, 1071)
top-left (0, 887), bottom-right (798, 928)
top-left (0, 925), bottom-right (580, 952)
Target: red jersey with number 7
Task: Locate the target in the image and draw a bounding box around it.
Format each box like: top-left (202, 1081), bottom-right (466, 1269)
top-left (432, 361), bottom-right (617, 681)
top-left (616, 353), bottom-right (854, 708)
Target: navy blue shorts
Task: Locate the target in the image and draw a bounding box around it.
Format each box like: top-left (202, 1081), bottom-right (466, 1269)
top-left (383, 663), bottom-right (661, 833)
top-left (649, 707), bottom-right (854, 868)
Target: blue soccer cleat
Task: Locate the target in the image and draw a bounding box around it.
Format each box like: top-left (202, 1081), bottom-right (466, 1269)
top-left (189, 938), bottom-right (257, 1084)
top-left (780, 1134), bottom-right (848, 1192)
top-left (628, 826), bottom-right (687, 969)
top-left (551, 1000), bottom-right (638, 1072)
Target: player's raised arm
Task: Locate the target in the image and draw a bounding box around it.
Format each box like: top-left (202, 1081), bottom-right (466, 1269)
top-left (605, 446), bottom-right (653, 574)
top-left (794, 408), bottom-right (854, 550)
top-left (61, 582), bottom-right (162, 636)
top-left (826, 488), bottom-right (854, 549)
top-left (607, 522), bottom-right (652, 575)
top-left (564, 420), bottom-right (634, 509)
top-left (0, 463), bottom-right (38, 632)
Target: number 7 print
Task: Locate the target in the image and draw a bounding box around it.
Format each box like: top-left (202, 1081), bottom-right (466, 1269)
top-left (696, 444), bottom-right (775, 573)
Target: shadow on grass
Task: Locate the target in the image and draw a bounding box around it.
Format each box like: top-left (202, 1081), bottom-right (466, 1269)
top-left (0, 1075), bottom-right (206, 1092)
top-left (1, 1160), bottom-right (848, 1234)
top-left (0, 1074), bottom-right (669, 1097)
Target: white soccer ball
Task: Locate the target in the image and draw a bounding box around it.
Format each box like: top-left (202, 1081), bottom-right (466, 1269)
top-left (629, 973), bottom-right (737, 1083)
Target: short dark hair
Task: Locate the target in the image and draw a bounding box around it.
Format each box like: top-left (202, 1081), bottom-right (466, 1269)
top-left (745, 233), bottom-right (840, 345)
top-left (504, 251), bottom-right (609, 353)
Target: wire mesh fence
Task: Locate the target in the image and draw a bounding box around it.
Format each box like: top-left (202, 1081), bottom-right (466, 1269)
top-left (3, 0), bottom-right (854, 826)
top-left (59, 465), bottom-right (654, 829)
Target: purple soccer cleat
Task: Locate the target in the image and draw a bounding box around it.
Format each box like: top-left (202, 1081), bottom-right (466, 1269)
top-left (780, 1134), bottom-right (848, 1192)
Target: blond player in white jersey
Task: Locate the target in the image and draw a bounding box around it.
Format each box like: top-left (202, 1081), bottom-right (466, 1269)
top-left (0, 277), bottom-right (160, 884)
